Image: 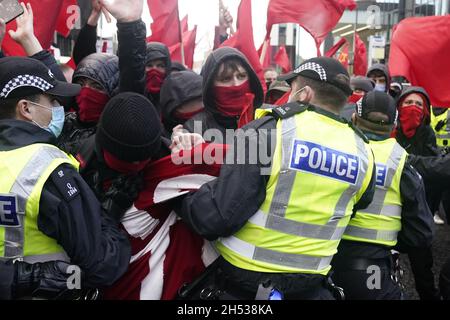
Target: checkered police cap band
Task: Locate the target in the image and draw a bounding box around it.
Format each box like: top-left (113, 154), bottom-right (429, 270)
top-left (0, 74), bottom-right (54, 99)
top-left (293, 62), bottom-right (327, 81)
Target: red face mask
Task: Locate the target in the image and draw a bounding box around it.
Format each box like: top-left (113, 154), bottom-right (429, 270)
top-left (399, 105), bottom-right (424, 138)
top-left (213, 81), bottom-right (252, 117)
top-left (146, 69), bottom-right (166, 94)
top-left (348, 92), bottom-right (365, 104)
top-left (76, 87), bottom-right (109, 123)
top-left (103, 150), bottom-right (151, 174)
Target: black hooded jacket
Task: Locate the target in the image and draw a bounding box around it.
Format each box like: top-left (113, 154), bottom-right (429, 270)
top-left (160, 70), bottom-right (203, 133)
top-left (184, 47), bottom-right (264, 137)
top-left (395, 86), bottom-right (439, 157)
top-left (366, 63), bottom-right (391, 93)
top-left (0, 120), bottom-right (131, 298)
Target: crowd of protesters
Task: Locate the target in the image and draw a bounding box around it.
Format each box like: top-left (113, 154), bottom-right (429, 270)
top-left (0, 0), bottom-right (450, 300)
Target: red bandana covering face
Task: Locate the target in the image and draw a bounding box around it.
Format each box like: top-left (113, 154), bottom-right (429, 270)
top-left (213, 80), bottom-right (252, 117)
top-left (348, 92), bottom-right (365, 104)
top-left (146, 69), bottom-right (166, 93)
top-left (76, 87), bottom-right (109, 123)
top-left (398, 105), bottom-right (424, 138)
top-left (103, 150), bottom-right (151, 174)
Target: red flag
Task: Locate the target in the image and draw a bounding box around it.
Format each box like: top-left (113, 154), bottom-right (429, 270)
top-left (353, 33), bottom-right (367, 76)
top-left (266, 0), bottom-right (356, 56)
top-left (221, 0), bottom-right (266, 93)
top-left (147, 0), bottom-right (181, 47)
top-left (2, 0), bottom-right (67, 56)
top-left (389, 16), bottom-right (450, 107)
top-left (337, 44), bottom-right (349, 69)
top-left (325, 37), bottom-right (347, 58)
top-left (55, 0), bottom-right (78, 37)
top-left (274, 45), bottom-right (291, 73)
top-left (169, 26), bottom-right (197, 69)
top-left (180, 15), bottom-right (188, 33)
top-left (257, 40), bottom-right (271, 70)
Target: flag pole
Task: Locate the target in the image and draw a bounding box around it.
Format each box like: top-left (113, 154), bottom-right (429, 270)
top-left (260, 38), bottom-right (269, 65)
top-left (352, 6), bottom-right (358, 75)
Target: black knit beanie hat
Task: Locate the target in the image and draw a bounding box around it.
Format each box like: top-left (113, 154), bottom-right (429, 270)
top-left (96, 92), bottom-right (162, 162)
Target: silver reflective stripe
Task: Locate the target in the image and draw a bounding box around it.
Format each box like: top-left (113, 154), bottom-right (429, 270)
top-left (361, 143), bottom-right (404, 217)
top-left (248, 210), bottom-right (346, 240)
top-left (330, 133), bottom-right (369, 223)
top-left (267, 117), bottom-right (297, 218)
top-left (435, 112), bottom-right (450, 139)
top-left (4, 146), bottom-right (70, 259)
top-left (23, 252), bottom-right (70, 263)
top-left (344, 225), bottom-right (398, 242)
top-left (436, 132), bottom-right (450, 139)
top-left (220, 236), bottom-right (333, 271)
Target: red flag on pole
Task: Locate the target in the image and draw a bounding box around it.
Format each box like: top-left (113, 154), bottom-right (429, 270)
top-left (257, 40), bottom-right (271, 69)
top-left (337, 44), bottom-right (349, 69)
top-left (147, 0), bottom-right (181, 47)
top-left (221, 0), bottom-right (266, 93)
top-left (180, 15), bottom-right (189, 33)
top-left (273, 45), bottom-right (291, 73)
top-left (55, 0), bottom-right (78, 37)
top-left (353, 33), bottom-right (367, 76)
top-left (169, 26), bottom-right (197, 69)
top-left (266, 0), bottom-right (356, 56)
top-left (325, 37), bottom-right (347, 58)
top-left (2, 0), bottom-right (67, 56)
top-left (389, 16), bottom-right (450, 107)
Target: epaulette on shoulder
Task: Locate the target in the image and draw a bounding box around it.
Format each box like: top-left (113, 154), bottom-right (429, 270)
top-left (271, 102), bottom-right (308, 120)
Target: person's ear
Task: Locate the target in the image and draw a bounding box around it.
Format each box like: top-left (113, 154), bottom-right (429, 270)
top-left (16, 99), bottom-right (33, 121)
top-left (299, 86), bottom-right (313, 103)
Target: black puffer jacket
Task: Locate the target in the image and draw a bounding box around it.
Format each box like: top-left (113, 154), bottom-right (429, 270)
top-left (160, 70), bottom-right (203, 133)
top-left (184, 47), bottom-right (264, 137)
top-left (57, 53), bottom-right (119, 155)
top-left (395, 86), bottom-right (438, 157)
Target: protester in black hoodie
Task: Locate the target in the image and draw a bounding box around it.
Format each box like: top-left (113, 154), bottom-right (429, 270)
top-left (145, 42), bottom-right (172, 113)
top-left (160, 70), bottom-right (204, 134)
top-left (367, 63), bottom-right (391, 94)
top-left (184, 47), bottom-right (263, 138)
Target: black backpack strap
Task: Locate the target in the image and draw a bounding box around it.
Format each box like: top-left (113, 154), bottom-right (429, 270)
top-left (271, 102), bottom-right (308, 120)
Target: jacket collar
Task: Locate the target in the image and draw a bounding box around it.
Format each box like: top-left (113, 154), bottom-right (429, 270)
top-left (0, 119), bottom-right (56, 151)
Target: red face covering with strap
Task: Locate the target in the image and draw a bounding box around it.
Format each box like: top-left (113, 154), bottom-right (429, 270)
top-left (103, 150), bottom-right (151, 174)
top-left (398, 105), bottom-right (424, 138)
top-left (348, 92), bottom-right (365, 104)
top-left (146, 69), bottom-right (166, 94)
top-left (213, 80), bottom-right (252, 117)
top-left (76, 87), bottom-right (109, 123)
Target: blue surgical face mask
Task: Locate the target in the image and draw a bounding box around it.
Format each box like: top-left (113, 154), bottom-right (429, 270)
top-left (29, 101), bottom-right (65, 138)
top-left (374, 84), bottom-right (386, 92)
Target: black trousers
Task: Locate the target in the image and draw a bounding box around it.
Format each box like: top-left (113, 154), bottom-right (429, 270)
top-left (407, 246), bottom-right (440, 300)
top-left (332, 257), bottom-right (403, 300)
top-left (439, 257), bottom-right (450, 300)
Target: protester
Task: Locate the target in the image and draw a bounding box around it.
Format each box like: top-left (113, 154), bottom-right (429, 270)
top-left (340, 76), bottom-right (375, 121)
top-left (160, 70), bottom-right (204, 134)
top-left (367, 63), bottom-right (390, 93)
top-left (265, 80), bottom-right (290, 105)
top-left (332, 91), bottom-right (434, 300)
top-left (184, 47), bottom-right (264, 137)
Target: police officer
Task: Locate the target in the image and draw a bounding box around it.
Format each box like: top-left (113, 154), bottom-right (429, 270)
top-left (331, 91), bottom-right (434, 299)
top-left (0, 57), bottom-right (131, 299)
top-left (176, 57), bottom-right (376, 300)
top-left (430, 106), bottom-right (450, 153)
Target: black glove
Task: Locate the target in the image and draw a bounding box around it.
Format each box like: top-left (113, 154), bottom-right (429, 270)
top-left (13, 260), bottom-right (82, 300)
top-left (102, 172), bottom-right (145, 221)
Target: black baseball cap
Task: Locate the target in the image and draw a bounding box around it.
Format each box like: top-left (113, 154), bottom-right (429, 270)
top-left (0, 57), bottom-right (81, 100)
top-left (356, 91), bottom-right (397, 125)
top-left (278, 57), bottom-right (352, 96)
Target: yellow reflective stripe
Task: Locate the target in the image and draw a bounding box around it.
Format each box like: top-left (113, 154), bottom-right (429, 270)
top-left (3, 146), bottom-right (71, 259)
top-left (344, 225), bottom-right (398, 242)
top-left (23, 252), bottom-right (70, 263)
top-left (220, 235), bottom-right (333, 271)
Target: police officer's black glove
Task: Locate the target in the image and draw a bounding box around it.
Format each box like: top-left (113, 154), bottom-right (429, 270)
top-left (13, 260), bottom-right (80, 300)
top-left (102, 172), bottom-right (145, 222)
